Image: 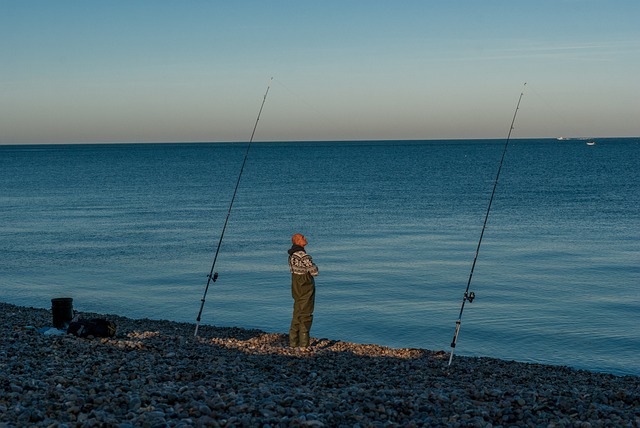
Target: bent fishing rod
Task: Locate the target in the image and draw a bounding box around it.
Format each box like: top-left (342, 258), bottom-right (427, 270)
top-left (448, 83), bottom-right (526, 365)
top-left (194, 78), bottom-right (273, 337)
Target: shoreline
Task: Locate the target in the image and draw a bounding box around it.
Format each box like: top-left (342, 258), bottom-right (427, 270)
top-left (1, 302), bottom-right (638, 427)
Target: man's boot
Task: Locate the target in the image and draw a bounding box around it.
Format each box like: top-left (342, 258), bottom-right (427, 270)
top-left (299, 332), bottom-right (310, 348)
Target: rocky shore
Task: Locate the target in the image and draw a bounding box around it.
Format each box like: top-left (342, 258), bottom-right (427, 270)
top-left (1, 302), bottom-right (638, 427)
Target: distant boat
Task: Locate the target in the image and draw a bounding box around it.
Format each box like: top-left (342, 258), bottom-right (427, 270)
top-left (557, 137), bottom-right (570, 140)
top-left (586, 141), bottom-right (596, 146)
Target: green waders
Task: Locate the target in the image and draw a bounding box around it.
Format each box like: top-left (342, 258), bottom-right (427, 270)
top-left (289, 272), bottom-right (316, 348)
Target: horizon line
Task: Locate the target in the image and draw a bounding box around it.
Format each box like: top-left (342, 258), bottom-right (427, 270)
top-left (1, 135), bottom-right (638, 146)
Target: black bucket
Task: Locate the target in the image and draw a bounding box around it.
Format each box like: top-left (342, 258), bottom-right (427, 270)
top-left (51, 298), bottom-right (74, 329)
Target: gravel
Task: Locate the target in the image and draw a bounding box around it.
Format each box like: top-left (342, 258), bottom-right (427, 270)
top-left (1, 302), bottom-right (638, 427)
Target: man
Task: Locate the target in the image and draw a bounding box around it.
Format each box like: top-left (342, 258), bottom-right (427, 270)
top-left (287, 233), bottom-right (319, 348)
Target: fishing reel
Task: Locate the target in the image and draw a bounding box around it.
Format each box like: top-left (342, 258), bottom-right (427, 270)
top-left (208, 272), bottom-right (219, 282)
top-left (464, 291), bottom-right (475, 303)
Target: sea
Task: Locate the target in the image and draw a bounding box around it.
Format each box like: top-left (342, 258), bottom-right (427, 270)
top-left (1, 138), bottom-right (638, 376)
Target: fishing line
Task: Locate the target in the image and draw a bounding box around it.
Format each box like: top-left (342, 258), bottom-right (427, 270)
top-left (194, 78), bottom-right (273, 337)
top-left (272, 78), bottom-right (325, 118)
top-left (528, 85), bottom-right (581, 139)
top-left (271, 78), bottom-right (336, 136)
top-left (448, 83), bottom-right (526, 365)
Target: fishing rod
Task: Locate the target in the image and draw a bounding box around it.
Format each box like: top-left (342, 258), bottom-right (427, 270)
top-left (194, 78), bottom-right (273, 337)
top-left (448, 83), bottom-right (526, 365)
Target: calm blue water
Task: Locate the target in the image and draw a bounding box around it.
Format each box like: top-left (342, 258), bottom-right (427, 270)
top-left (1, 139), bottom-right (639, 376)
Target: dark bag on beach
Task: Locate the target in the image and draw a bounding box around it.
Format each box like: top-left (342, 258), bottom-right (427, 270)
top-left (67, 318), bottom-right (116, 338)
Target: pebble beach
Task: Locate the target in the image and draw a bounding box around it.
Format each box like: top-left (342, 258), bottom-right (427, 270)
top-left (1, 302), bottom-right (638, 427)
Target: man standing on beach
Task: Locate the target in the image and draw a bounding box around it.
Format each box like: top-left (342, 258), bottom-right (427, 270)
top-left (288, 233), bottom-right (319, 348)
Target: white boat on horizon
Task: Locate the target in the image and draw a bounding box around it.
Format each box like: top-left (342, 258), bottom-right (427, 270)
top-left (586, 141), bottom-right (596, 146)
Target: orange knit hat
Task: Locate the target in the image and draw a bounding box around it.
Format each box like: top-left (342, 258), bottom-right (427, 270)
top-left (291, 233), bottom-right (307, 246)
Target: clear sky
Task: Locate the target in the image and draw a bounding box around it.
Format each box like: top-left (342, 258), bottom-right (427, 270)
top-left (1, 0), bottom-right (639, 144)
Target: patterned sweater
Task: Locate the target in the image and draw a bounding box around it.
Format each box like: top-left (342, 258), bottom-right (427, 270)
top-left (288, 245), bottom-right (319, 276)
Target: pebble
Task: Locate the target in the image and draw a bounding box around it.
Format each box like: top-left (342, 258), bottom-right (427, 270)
top-left (1, 302), bottom-right (639, 427)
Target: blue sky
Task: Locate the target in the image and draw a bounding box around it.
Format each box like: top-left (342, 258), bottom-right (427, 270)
top-left (1, 0), bottom-right (638, 144)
